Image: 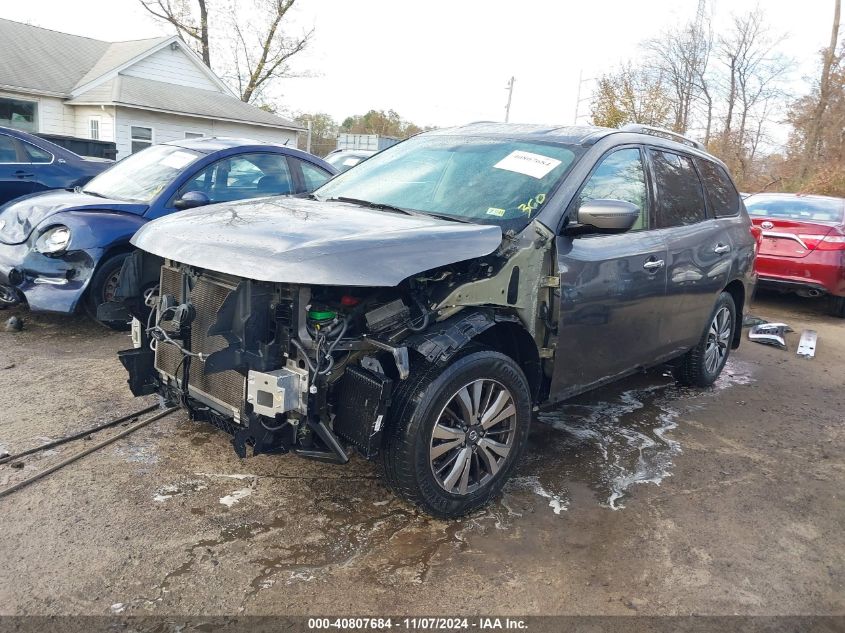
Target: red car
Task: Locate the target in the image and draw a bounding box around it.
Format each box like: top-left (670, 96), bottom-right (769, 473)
top-left (745, 193), bottom-right (845, 317)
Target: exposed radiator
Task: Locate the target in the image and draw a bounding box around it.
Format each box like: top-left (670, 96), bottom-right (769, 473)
top-left (154, 264), bottom-right (246, 417)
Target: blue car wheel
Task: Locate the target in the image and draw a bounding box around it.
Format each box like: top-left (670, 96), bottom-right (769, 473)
top-left (85, 252), bottom-right (130, 330)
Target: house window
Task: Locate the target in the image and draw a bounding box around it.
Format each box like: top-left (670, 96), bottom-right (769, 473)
top-left (0, 97), bottom-right (37, 132)
top-left (185, 132), bottom-right (204, 139)
top-left (130, 126), bottom-right (153, 154)
top-left (89, 117), bottom-right (100, 140)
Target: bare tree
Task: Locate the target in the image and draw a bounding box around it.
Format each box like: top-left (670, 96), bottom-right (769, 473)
top-left (798, 0), bottom-right (842, 178)
top-left (714, 9), bottom-right (791, 182)
top-left (644, 0), bottom-right (712, 135)
top-left (139, 0), bottom-right (211, 66)
top-left (138, 0), bottom-right (313, 104)
top-left (230, 0), bottom-right (314, 104)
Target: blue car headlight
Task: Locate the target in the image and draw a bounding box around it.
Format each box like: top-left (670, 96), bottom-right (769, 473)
top-left (35, 226), bottom-right (72, 255)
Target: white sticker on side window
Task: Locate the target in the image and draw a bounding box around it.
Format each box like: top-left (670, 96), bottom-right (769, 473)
top-left (160, 151), bottom-right (197, 170)
top-left (494, 150), bottom-right (562, 179)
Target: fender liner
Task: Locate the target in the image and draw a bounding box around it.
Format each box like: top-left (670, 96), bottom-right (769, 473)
top-left (406, 308), bottom-right (518, 364)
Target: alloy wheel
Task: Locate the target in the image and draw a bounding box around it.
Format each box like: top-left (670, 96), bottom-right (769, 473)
top-left (429, 379), bottom-right (517, 495)
top-left (704, 306), bottom-right (732, 374)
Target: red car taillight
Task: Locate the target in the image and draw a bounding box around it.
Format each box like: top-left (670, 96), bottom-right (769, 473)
top-left (798, 231), bottom-right (845, 251)
top-left (750, 225), bottom-right (763, 255)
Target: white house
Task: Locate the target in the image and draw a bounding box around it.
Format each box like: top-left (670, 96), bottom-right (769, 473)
top-left (0, 18), bottom-right (302, 158)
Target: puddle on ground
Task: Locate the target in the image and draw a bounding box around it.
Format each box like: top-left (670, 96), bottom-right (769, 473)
top-left (520, 357), bottom-right (755, 509)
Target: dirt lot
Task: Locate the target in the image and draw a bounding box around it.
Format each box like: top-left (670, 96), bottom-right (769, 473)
top-left (0, 291), bottom-right (842, 617)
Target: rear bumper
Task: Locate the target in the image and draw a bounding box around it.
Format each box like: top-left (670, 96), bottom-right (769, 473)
top-left (755, 251), bottom-right (845, 297)
top-left (0, 242), bottom-right (102, 313)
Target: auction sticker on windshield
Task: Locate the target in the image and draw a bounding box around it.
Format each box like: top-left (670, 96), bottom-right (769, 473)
top-left (161, 151), bottom-right (197, 170)
top-left (494, 150), bottom-right (562, 179)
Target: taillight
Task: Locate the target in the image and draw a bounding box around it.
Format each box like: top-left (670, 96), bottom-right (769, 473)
top-left (798, 232), bottom-right (845, 251)
top-left (750, 225), bottom-right (763, 255)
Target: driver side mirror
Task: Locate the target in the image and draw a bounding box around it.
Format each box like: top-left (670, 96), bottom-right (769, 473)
top-left (174, 190), bottom-right (211, 210)
top-left (575, 199), bottom-right (640, 232)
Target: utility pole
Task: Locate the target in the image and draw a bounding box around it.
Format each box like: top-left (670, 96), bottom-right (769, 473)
top-left (504, 76), bottom-right (515, 123)
top-left (306, 120), bottom-right (312, 154)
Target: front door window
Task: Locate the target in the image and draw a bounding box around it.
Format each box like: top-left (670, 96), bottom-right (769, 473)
top-left (574, 147), bottom-right (648, 230)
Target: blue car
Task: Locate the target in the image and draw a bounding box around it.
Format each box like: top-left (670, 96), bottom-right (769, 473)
top-left (0, 137), bottom-right (336, 326)
top-left (0, 126), bottom-right (111, 206)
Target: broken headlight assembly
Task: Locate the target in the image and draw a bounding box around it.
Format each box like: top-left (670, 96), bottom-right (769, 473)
top-left (34, 226), bottom-right (72, 255)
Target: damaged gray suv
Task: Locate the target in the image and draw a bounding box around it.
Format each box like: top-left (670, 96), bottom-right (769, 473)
top-left (109, 123), bottom-right (756, 518)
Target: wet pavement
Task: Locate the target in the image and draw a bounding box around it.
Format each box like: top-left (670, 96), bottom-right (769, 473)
top-left (0, 291), bottom-right (842, 616)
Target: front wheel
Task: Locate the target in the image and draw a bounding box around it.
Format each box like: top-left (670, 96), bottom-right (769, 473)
top-left (829, 295), bottom-right (845, 318)
top-left (675, 291), bottom-right (736, 388)
top-left (382, 349), bottom-right (532, 518)
top-left (85, 252), bottom-right (130, 330)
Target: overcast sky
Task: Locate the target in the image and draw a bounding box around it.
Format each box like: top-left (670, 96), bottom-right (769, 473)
top-left (3, 0), bottom-right (839, 129)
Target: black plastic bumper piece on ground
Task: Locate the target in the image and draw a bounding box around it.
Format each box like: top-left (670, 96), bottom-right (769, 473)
top-left (97, 300), bottom-right (131, 323)
top-left (118, 348), bottom-right (158, 397)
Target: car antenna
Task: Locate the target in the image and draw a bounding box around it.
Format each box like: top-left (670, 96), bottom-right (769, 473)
top-left (742, 177), bottom-right (782, 200)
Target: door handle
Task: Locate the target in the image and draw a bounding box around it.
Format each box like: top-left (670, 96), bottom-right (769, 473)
top-left (643, 259), bottom-right (665, 271)
top-left (714, 244), bottom-right (731, 255)
top-left (14, 171), bottom-right (34, 178)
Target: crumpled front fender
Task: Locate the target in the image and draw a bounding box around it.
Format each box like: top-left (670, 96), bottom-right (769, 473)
top-left (0, 241), bottom-right (104, 313)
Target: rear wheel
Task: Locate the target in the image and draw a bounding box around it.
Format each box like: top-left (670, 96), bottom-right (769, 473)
top-left (829, 296), bottom-right (845, 318)
top-left (382, 349), bottom-right (531, 518)
top-left (85, 252), bottom-right (130, 330)
top-left (675, 291), bottom-right (736, 387)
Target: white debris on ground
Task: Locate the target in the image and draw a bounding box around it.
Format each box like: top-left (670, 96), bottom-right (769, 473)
top-left (110, 603), bottom-right (126, 614)
top-left (219, 488), bottom-right (253, 507)
top-left (152, 479), bottom-right (208, 502)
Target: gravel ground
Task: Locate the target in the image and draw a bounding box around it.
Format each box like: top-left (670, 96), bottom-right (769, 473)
top-left (0, 291), bottom-right (842, 617)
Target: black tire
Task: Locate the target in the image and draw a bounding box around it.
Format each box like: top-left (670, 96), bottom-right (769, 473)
top-left (829, 296), bottom-right (845, 318)
top-left (675, 291), bottom-right (736, 388)
top-left (381, 348), bottom-right (532, 519)
top-left (85, 252), bottom-right (130, 330)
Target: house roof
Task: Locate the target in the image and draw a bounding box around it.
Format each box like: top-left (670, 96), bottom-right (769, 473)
top-left (0, 18), bottom-right (115, 94)
top-left (68, 75), bottom-right (303, 130)
top-left (0, 18), bottom-right (300, 132)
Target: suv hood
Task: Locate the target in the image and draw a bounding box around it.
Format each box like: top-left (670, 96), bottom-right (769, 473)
top-left (0, 190), bottom-right (149, 245)
top-left (131, 197), bottom-right (503, 286)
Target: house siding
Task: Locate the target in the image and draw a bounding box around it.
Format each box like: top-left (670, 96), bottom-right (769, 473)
top-left (71, 105), bottom-right (116, 142)
top-left (114, 107), bottom-right (298, 158)
top-left (121, 46), bottom-right (220, 91)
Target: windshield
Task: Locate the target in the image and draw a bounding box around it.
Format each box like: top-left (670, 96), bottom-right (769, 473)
top-left (83, 145), bottom-right (202, 203)
top-left (746, 196), bottom-right (845, 223)
top-left (315, 135), bottom-right (580, 229)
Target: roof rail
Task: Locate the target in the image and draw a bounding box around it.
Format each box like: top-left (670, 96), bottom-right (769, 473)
top-left (620, 124), bottom-right (705, 151)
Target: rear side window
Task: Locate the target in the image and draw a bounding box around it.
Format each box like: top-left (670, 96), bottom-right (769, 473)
top-left (650, 149), bottom-right (707, 228)
top-left (299, 160), bottom-right (332, 191)
top-left (0, 135), bottom-right (16, 163)
top-left (22, 141), bottom-right (52, 164)
top-left (697, 159), bottom-right (739, 217)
